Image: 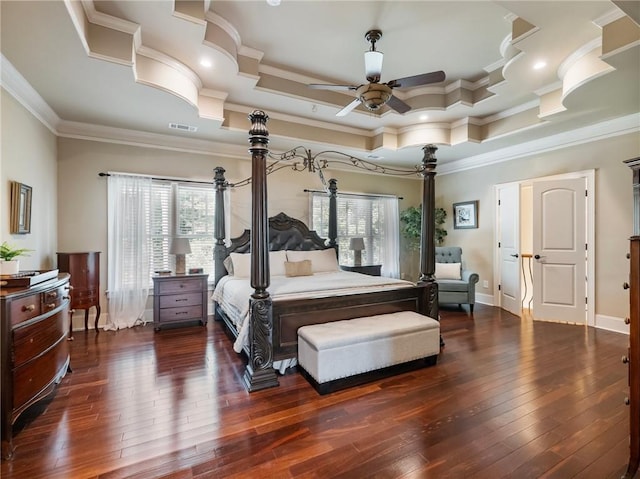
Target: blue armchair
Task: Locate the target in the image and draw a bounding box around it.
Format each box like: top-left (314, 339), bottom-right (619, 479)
top-left (435, 246), bottom-right (479, 313)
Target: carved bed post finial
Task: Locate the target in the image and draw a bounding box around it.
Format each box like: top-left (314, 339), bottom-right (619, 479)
top-left (213, 167), bottom-right (227, 287)
top-left (418, 144), bottom-right (439, 321)
top-left (244, 110), bottom-right (278, 392)
top-left (328, 178), bottom-right (338, 252)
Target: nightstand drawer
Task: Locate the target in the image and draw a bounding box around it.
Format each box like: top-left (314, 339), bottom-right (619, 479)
top-left (157, 279), bottom-right (202, 295)
top-left (159, 292), bottom-right (202, 309)
top-left (158, 305), bottom-right (203, 322)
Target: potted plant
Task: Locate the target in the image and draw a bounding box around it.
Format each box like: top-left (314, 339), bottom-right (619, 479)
top-left (400, 205), bottom-right (447, 248)
top-left (0, 242), bottom-right (32, 275)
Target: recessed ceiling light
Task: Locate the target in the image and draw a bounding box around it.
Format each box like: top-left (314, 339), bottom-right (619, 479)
top-left (533, 61), bottom-right (547, 70)
top-left (266, 0), bottom-right (281, 5)
top-left (419, 114), bottom-right (429, 121)
top-left (200, 58), bottom-right (212, 68)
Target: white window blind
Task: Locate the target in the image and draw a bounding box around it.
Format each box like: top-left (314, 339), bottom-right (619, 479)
top-left (310, 192), bottom-right (399, 277)
top-left (149, 180), bottom-right (216, 279)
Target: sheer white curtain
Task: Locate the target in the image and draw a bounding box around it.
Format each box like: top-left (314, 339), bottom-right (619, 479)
top-left (381, 196), bottom-right (400, 278)
top-left (105, 174), bottom-right (152, 330)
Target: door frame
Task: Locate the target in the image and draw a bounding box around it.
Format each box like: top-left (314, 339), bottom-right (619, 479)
top-left (493, 169), bottom-right (595, 326)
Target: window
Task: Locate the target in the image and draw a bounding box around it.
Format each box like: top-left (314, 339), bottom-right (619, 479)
top-left (149, 180), bottom-right (216, 279)
top-left (310, 192), bottom-right (400, 277)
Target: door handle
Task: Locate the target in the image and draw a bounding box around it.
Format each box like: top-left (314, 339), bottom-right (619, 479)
top-left (510, 254), bottom-right (519, 258)
top-left (534, 254), bottom-right (541, 260)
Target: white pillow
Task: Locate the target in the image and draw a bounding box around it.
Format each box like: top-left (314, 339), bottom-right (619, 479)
top-left (435, 262), bottom-right (461, 280)
top-left (228, 251), bottom-right (287, 277)
top-left (286, 249), bottom-right (339, 273)
top-left (229, 252), bottom-right (251, 278)
top-left (269, 250), bottom-right (288, 277)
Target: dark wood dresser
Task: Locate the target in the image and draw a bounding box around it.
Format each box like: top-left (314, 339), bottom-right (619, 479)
top-left (624, 157), bottom-right (640, 479)
top-left (152, 274), bottom-right (209, 330)
top-left (57, 252), bottom-right (101, 334)
top-left (1, 274), bottom-right (71, 460)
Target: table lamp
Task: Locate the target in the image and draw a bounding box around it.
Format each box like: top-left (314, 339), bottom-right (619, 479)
top-left (169, 238), bottom-right (191, 274)
top-left (349, 237), bottom-right (365, 266)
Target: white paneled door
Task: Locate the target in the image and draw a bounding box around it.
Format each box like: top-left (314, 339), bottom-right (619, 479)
top-left (498, 184), bottom-right (521, 316)
top-left (532, 177), bottom-right (587, 324)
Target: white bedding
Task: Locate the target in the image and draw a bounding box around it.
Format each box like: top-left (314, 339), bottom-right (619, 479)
top-left (212, 271), bottom-right (414, 355)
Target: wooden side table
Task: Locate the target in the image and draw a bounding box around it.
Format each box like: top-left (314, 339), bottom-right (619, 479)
top-left (57, 252), bottom-right (101, 335)
top-left (340, 264), bottom-right (382, 276)
top-left (152, 274), bottom-right (209, 330)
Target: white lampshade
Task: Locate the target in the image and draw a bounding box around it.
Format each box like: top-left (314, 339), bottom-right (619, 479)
top-left (169, 238), bottom-right (191, 255)
top-left (349, 237), bottom-right (365, 251)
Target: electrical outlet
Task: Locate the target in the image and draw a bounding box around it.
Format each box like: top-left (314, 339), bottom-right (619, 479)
top-left (483, 280), bottom-right (489, 288)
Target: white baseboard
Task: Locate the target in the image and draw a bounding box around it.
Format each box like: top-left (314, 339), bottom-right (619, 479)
top-left (475, 292), bottom-right (494, 306)
top-left (594, 314), bottom-right (629, 335)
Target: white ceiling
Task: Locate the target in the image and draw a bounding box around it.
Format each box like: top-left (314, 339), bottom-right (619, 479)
top-left (1, 1), bottom-right (639, 172)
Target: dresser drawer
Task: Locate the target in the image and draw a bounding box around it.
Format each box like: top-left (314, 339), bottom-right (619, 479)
top-left (10, 294), bottom-right (41, 327)
top-left (41, 285), bottom-right (67, 314)
top-left (158, 305), bottom-right (203, 323)
top-left (159, 292), bottom-right (202, 309)
top-left (158, 279), bottom-right (202, 295)
top-left (13, 339), bottom-right (69, 409)
top-left (13, 310), bottom-right (67, 367)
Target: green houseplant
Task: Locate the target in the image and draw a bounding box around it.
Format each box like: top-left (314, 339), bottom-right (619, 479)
top-left (400, 205), bottom-right (447, 248)
top-left (0, 241), bottom-right (32, 275)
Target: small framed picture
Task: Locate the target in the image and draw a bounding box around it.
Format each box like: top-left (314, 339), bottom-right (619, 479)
top-left (188, 267), bottom-right (203, 274)
top-left (453, 200), bottom-right (478, 229)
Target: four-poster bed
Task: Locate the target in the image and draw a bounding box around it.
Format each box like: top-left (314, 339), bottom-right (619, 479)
top-left (212, 110), bottom-right (440, 392)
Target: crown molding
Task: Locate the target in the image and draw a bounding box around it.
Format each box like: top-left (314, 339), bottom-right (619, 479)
top-left (438, 113), bottom-right (640, 175)
top-left (0, 55), bottom-right (60, 134)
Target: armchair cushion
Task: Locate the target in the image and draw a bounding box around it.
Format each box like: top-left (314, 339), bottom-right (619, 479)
top-left (435, 262), bottom-right (461, 280)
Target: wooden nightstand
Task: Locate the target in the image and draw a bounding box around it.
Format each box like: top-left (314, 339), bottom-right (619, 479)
top-left (152, 274), bottom-right (208, 330)
top-left (340, 264), bottom-right (382, 276)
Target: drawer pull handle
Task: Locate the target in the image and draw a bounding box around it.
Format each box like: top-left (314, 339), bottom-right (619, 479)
top-left (625, 397), bottom-right (630, 406)
top-left (45, 302), bottom-right (56, 309)
top-left (625, 317), bottom-right (631, 325)
top-left (623, 282), bottom-right (630, 290)
top-left (63, 296), bottom-right (70, 300)
top-left (622, 355), bottom-right (630, 364)
top-left (176, 298), bottom-right (188, 302)
top-left (22, 304), bottom-right (36, 312)
top-left (48, 292), bottom-right (58, 299)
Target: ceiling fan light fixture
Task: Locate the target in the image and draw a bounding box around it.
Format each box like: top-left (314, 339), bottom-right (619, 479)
top-left (364, 50), bottom-right (383, 82)
top-left (357, 83), bottom-right (392, 111)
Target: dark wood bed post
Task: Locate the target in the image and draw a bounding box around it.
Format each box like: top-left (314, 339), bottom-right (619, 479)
top-left (328, 178), bottom-right (338, 251)
top-left (213, 167), bottom-right (227, 288)
top-left (418, 144), bottom-right (440, 322)
top-left (242, 110), bottom-right (279, 392)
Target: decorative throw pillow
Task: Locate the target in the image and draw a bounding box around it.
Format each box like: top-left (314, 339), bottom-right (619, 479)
top-left (286, 249), bottom-right (339, 273)
top-left (284, 260), bottom-right (313, 277)
top-left (229, 252), bottom-right (251, 278)
top-left (435, 262), bottom-right (461, 280)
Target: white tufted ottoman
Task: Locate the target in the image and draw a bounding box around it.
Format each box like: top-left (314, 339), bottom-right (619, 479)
top-left (297, 311), bottom-right (440, 394)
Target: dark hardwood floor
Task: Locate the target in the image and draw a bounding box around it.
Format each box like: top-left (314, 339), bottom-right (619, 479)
top-left (1, 304), bottom-right (631, 478)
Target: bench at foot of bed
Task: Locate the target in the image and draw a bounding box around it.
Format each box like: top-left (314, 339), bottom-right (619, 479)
top-left (297, 311), bottom-right (440, 395)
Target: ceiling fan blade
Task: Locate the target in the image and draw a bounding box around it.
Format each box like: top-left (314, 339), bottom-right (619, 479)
top-left (387, 70), bottom-right (446, 89)
top-left (386, 95), bottom-right (411, 114)
top-left (308, 84), bottom-right (357, 91)
top-left (336, 98), bottom-right (361, 117)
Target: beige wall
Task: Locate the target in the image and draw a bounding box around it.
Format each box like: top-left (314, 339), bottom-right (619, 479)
top-left (1, 88), bottom-right (58, 270)
top-left (435, 132), bottom-right (640, 321)
top-left (56, 137), bottom-right (424, 326)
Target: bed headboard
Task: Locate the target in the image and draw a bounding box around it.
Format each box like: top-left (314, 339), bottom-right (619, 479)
top-left (228, 212), bottom-right (333, 255)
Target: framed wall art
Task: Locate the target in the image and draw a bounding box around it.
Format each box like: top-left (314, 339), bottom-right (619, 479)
top-left (10, 181), bottom-right (32, 234)
top-left (453, 200), bottom-right (478, 229)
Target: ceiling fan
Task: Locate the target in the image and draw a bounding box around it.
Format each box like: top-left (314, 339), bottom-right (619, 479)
top-left (308, 29), bottom-right (445, 117)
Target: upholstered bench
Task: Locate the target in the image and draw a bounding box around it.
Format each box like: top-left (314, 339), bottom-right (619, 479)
top-left (297, 311), bottom-right (440, 394)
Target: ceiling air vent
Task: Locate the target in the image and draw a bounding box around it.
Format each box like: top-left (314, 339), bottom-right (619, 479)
top-left (169, 122), bottom-right (198, 132)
